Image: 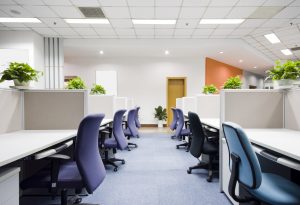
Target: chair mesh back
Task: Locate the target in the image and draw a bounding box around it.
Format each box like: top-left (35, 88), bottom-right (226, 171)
top-left (174, 108), bottom-right (184, 138)
top-left (135, 107), bottom-right (141, 128)
top-left (188, 112), bottom-right (206, 158)
top-left (169, 108), bottom-right (178, 130)
top-left (75, 114), bottom-right (106, 194)
top-left (222, 122), bottom-right (262, 189)
top-left (113, 109), bottom-right (128, 150)
top-left (127, 108), bottom-right (139, 137)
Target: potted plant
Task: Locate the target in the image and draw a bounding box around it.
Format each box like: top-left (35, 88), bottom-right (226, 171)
top-left (66, 77), bottom-right (86, 89)
top-left (90, 84), bottom-right (106, 95)
top-left (266, 60), bottom-right (300, 89)
top-left (154, 106), bottom-right (167, 128)
top-left (223, 76), bottom-right (242, 89)
top-left (202, 84), bottom-right (218, 94)
top-left (0, 62), bottom-right (41, 87)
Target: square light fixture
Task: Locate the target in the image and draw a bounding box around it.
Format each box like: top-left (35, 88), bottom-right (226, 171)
top-left (199, 19), bottom-right (245, 24)
top-left (281, 49), bottom-right (292, 56)
top-left (0, 18), bottom-right (41, 23)
top-left (264, 33), bottom-right (280, 44)
top-left (64, 18), bottom-right (109, 24)
top-left (132, 19), bottom-right (176, 25)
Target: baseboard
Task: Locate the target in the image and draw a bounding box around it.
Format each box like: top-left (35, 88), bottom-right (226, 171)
top-left (141, 124), bottom-right (168, 127)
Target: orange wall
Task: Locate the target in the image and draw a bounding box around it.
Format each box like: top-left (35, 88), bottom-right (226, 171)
top-left (205, 57), bottom-right (243, 89)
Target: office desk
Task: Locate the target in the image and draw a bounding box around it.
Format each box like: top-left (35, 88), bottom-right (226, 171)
top-left (202, 118), bottom-right (220, 130)
top-left (101, 119), bottom-right (113, 126)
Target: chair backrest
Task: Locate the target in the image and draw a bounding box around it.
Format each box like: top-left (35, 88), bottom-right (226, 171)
top-left (127, 108), bottom-right (139, 137)
top-left (113, 109), bottom-right (128, 150)
top-left (75, 114), bottom-right (106, 194)
top-left (169, 108), bottom-right (178, 130)
top-left (135, 106), bottom-right (141, 128)
top-left (174, 108), bottom-right (184, 138)
top-left (188, 112), bottom-right (206, 158)
top-left (222, 122), bottom-right (262, 189)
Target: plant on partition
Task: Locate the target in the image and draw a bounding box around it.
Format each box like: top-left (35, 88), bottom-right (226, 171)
top-left (154, 106), bottom-right (167, 121)
top-left (0, 62), bottom-right (41, 85)
top-left (90, 84), bottom-right (106, 95)
top-left (265, 60), bottom-right (300, 81)
top-left (202, 84), bottom-right (218, 94)
top-left (66, 77), bottom-right (86, 89)
top-left (223, 76), bottom-right (242, 89)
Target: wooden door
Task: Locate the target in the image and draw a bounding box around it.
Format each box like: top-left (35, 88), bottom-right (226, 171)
top-left (167, 78), bottom-right (186, 125)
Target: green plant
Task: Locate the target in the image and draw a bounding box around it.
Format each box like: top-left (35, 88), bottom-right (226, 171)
top-left (90, 84), bottom-right (106, 95)
top-left (266, 60), bottom-right (300, 81)
top-left (223, 76), bottom-right (242, 89)
top-left (66, 77), bottom-right (86, 89)
top-left (0, 62), bottom-right (41, 83)
top-left (202, 84), bottom-right (218, 94)
top-left (154, 106), bottom-right (167, 121)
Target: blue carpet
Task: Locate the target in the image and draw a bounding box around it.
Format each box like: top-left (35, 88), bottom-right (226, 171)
top-left (21, 132), bottom-right (232, 205)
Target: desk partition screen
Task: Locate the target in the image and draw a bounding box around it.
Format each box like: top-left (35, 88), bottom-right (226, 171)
top-left (24, 90), bottom-right (87, 130)
top-left (285, 89), bottom-right (300, 131)
top-left (196, 94), bottom-right (220, 118)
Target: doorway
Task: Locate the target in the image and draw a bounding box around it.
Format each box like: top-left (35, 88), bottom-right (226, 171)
top-left (167, 77), bottom-right (186, 125)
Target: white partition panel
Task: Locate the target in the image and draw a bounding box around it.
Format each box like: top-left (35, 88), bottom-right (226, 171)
top-left (126, 98), bottom-right (135, 109)
top-left (176, 98), bottom-right (183, 109)
top-left (114, 97), bottom-right (127, 112)
top-left (88, 95), bottom-right (115, 119)
top-left (0, 89), bottom-right (23, 134)
top-left (285, 89), bottom-right (300, 131)
top-left (196, 94), bottom-right (220, 118)
top-left (182, 97), bottom-right (196, 114)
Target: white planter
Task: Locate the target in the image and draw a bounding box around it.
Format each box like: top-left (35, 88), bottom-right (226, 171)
top-left (13, 79), bottom-right (30, 87)
top-left (158, 120), bottom-right (163, 128)
top-left (273, 79), bottom-right (295, 89)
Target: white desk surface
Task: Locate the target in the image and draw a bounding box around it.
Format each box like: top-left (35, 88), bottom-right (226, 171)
top-left (0, 130), bottom-right (77, 167)
top-left (101, 119), bottom-right (113, 126)
top-left (245, 129), bottom-right (300, 162)
top-left (201, 118), bottom-right (220, 129)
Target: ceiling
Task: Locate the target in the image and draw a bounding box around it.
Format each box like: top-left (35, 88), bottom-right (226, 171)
top-left (0, 0), bottom-right (300, 71)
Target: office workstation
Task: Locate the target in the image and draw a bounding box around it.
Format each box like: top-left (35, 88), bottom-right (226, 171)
top-left (1, 1), bottom-right (300, 205)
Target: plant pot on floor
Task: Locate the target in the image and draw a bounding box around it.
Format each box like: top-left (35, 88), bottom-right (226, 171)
top-left (273, 79), bottom-right (294, 89)
top-left (13, 79), bottom-right (30, 87)
top-left (158, 120), bottom-right (163, 128)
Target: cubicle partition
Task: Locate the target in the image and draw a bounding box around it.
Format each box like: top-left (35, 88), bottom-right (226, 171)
top-left (285, 89), bottom-right (300, 131)
top-left (196, 94), bottom-right (219, 118)
top-left (175, 98), bottom-right (183, 109)
top-left (182, 97), bottom-right (196, 114)
top-left (114, 97), bottom-right (128, 113)
top-left (0, 88), bottom-right (23, 134)
top-left (24, 90), bottom-right (88, 130)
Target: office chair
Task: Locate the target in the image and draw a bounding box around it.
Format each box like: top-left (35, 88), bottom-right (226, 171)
top-left (222, 122), bottom-right (300, 205)
top-left (187, 112), bottom-right (218, 182)
top-left (21, 114), bottom-right (106, 205)
top-left (170, 107), bottom-right (178, 139)
top-left (102, 109), bottom-right (128, 172)
top-left (175, 108), bottom-right (191, 151)
top-left (124, 108), bottom-right (139, 148)
top-left (135, 106), bottom-right (141, 129)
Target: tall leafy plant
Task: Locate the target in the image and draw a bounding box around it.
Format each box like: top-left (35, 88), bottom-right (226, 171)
top-left (223, 76), bottom-right (242, 89)
top-left (266, 60), bottom-right (300, 81)
top-left (202, 84), bottom-right (218, 94)
top-left (90, 84), bottom-right (106, 95)
top-left (154, 106), bottom-right (167, 121)
top-left (66, 77), bottom-right (86, 89)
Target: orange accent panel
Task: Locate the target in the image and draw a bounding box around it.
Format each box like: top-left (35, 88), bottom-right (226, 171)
top-left (205, 58), bottom-right (243, 89)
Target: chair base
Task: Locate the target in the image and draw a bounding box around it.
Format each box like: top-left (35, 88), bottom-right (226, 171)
top-left (176, 142), bottom-right (188, 150)
top-left (128, 142), bottom-right (138, 148)
top-left (103, 158), bottom-right (125, 172)
top-left (187, 157), bottom-right (218, 182)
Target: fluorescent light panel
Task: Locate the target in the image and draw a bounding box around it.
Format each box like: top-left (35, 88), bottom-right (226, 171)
top-left (264, 33), bottom-right (280, 44)
top-left (199, 19), bottom-right (244, 24)
top-left (65, 18), bottom-right (109, 24)
top-left (132, 19), bottom-right (176, 25)
top-left (0, 18), bottom-right (41, 23)
top-left (281, 49), bottom-right (292, 56)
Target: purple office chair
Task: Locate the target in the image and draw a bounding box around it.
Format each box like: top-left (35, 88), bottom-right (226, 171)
top-left (170, 107), bottom-right (178, 139)
top-left (21, 114), bottom-right (106, 205)
top-left (124, 108), bottom-right (139, 148)
top-left (175, 108), bottom-right (191, 151)
top-left (135, 106), bottom-right (141, 129)
top-left (102, 109), bottom-right (128, 172)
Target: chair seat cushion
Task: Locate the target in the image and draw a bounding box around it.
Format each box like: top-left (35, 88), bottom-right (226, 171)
top-left (202, 141), bottom-right (218, 154)
top-left (180, 129), bottom-right (190, 136)
top-left (123, 128), bottom-right (131, 136)
top-left (104, 138), bottom-right (118, 149)
top-left (249, 173), bottom-right (300, 205)
top-left (21, 161), bottom-right (83, 190)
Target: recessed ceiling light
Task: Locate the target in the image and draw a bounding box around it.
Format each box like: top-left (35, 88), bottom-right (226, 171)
top-left (64, 18), bottom-right (109, 24)
top-left (239, 59), bottom-right (243, 63)
top-left (165, 50), bottom-right (170, 55)
top-left (132, 19), bottom-right (176, 25)
top-left (199, 19), bottom-right (244, 24)
top-left (281, 49), bottom-right (292, 56)
top-left (219, 51), bottom-right (224, 54)
top-left (264, 33), bottom-right (280, 44)
top-left (0, 18), bottom-right (41, 23)
top-left (99, 50), bottom-right (104, 55)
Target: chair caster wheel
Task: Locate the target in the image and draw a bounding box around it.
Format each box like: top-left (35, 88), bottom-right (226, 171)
top-left (176, 146), bottom-right (179, 149)
top-left (187, 169), bottom-right (191, 174)
top-left (135, 145), bottom-right (138, 148)
top-left (74, 198), bottom-right (82, 204)
top-left (206, 177), bottom-right (212, 182)
top-left (114, 167), bottom-right (118, 172)
top-left (122, 160), bottom-right (125, 164)
top-left (186, 149), bottom-right (189, 152)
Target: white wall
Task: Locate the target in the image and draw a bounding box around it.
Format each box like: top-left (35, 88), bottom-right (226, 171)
top-left (0, 31), bottom-right (44, 88)
top-left (64, 57), bottom-right (205, 124)
top-left (242, 71), bottom-right (264, 89)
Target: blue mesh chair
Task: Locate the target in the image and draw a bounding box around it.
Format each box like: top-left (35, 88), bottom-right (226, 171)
top-left (175, 108), bottom-right (191, 150)
top-left (102, 109), bottom-right (128, 172)
top-left (124, 108), bottom-right (139, 148)
top-left (223, 122), bottom-right (300, 205)
top-left (170, 108), bottom-right (178, 139)
top-left (135, 106), bottom-right (141, 129)
top-left (21, 114), bottom-right (106, 205)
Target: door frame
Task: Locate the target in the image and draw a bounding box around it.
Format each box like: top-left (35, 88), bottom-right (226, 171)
top-left (166, 77), bottom-right (187, 125)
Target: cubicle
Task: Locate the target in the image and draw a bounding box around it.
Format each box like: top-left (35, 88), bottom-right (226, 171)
top-left (196, 94), bottom-right (220, 119)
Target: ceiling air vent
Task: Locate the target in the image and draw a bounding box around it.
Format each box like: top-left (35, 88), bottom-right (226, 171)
top-left (78, 7), bottom-right (105, 18)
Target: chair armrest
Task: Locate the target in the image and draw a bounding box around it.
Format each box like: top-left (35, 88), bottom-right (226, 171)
top-left (47, 154), bottom-right (71, 160)
top-left (34, 140), bottom-right (73, 160)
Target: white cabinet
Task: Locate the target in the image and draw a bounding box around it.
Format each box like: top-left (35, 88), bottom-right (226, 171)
top-left (0, 168), bottom-right (20, 205)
